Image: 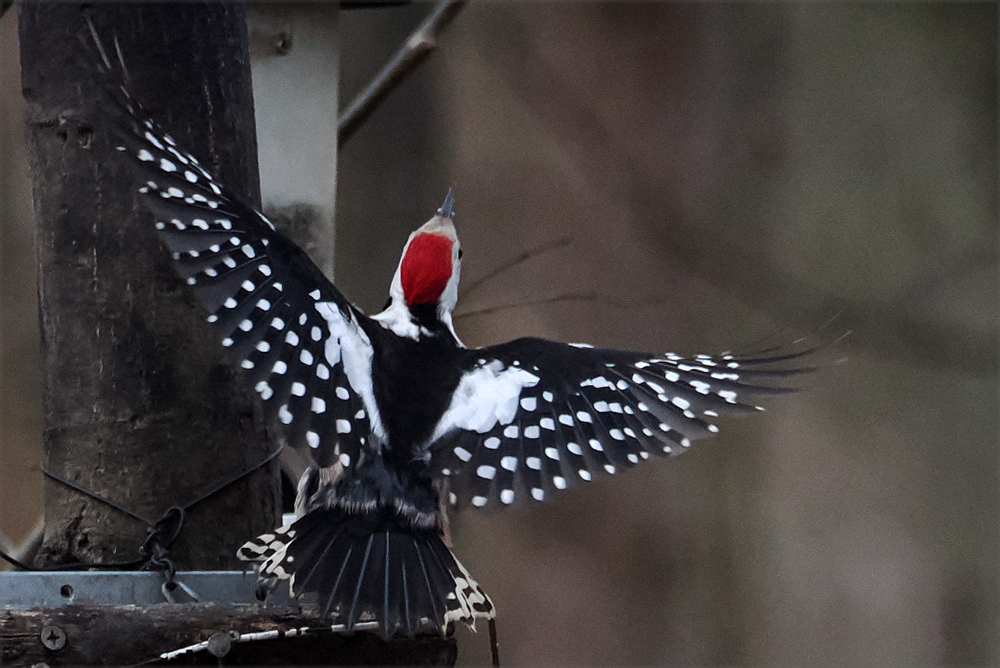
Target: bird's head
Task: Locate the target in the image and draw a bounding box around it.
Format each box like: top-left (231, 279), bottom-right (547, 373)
top-left (380, 190), bottom-right (463, 341)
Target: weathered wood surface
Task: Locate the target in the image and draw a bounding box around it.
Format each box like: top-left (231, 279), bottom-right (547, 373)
top-left (1, 603), bottom-right (457, 666)
top-left (19, 2), bottom-right (280, 570)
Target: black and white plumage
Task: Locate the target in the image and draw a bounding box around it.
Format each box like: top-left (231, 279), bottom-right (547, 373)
top-left (108, 79), bottom-right (817, 639)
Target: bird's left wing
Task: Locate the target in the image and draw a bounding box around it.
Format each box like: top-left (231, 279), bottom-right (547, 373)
top-left (107, 86), bottom-right (379, 472)
top-left (429, 336), bottom-right (814, 509)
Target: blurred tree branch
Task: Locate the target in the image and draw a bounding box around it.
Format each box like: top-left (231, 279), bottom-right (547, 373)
top-left (339, 0), bottom-right (465, 144)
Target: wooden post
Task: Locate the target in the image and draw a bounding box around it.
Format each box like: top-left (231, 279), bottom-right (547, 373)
top-left (19, 1), bottom-right (280, 571)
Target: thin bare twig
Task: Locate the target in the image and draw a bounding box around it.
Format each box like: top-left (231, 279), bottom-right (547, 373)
top-left (338, 0), bottom-right (467, 145)
top-left (455, 290), bottom-right (682, 321)
top-left (461, 235), bottom-right (573, 299)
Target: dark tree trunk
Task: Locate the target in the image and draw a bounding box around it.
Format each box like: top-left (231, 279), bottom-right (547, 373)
top-left (19, 2), bottom-right (281, 570)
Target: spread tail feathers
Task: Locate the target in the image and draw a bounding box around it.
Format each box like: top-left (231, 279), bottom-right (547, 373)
top-left (238, 508), bottom-right (495, 639)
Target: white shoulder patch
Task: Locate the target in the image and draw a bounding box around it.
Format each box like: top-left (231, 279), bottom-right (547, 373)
top-left (315, 301), bottom-right (386, 443)
top-left (430, 360), bottom-right (540, 443)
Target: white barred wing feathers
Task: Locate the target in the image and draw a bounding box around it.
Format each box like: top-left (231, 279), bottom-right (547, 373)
top-left (431, 337), bottom-right (814, 509)
top-left (112, 93), bottom-right (375, 471)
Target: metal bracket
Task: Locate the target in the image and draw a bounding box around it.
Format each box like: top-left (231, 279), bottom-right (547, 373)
top-left (0, 570), bottom-right (290, 608)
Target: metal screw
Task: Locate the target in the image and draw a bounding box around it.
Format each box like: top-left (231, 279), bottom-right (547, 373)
top-left (40, 625), bottom-right (66, 651)
top-left (207, 632), bottom-right (232, 658)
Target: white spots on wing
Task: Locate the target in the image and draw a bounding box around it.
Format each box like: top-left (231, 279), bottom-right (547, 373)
top-left (503, 425), bottom-right (519, 439)
top-left (646, 380), bottom-right (665, 394)
top-left (500, 489), bottom-right (515, 505)
top-left (299, 350), bottom-right (314, 365)
top-left (627, 453), bottom-right (639, 464)
top-left (311, 397), bottom-right (326, 414)
top-left (306, 431), bottom-right (320, 449)
top-left (207, 314), bottom-right (218, 323)
top-left (526, 456), bottom-right (542, 470)
top-left (616, 380), bottom-right (629, 390)
top-left (311, 326), bottom-right (322, 342)
top-left (672, 397), bottom-right (691, 410)
top-left (472, 496), bottom-right (488, 507)
top-left (316, 363), bottom-right (330, 380)
top-left (531, 488), bottom-right (545, 501)
top-left (520, 396), bottom-right (537, 411)
top-left (558, 414), bottom-right (574, 426)
top-left (336, 419), bottom-right (352, 434)
top-left (221, 337), bottom-right (234, 347)
top-left (256, 299), bottom-right (271, 311)
top-left (241, 245), bottom-right (256, 259)
top-left (224, 297), bottom-right (238, 309)
top-left (186, 277), bottom-right (196, 285)
top-left (240, 359), bottom-right (254, 369)
top-left (255, 380), bottom-right (273, 401)
top-left (542, 391), bottom-right (554, 402)
top-left (184, 170), bottom-right (198, 183)
top-left (540, 417), bottom-right (556, 430)
top-left (137, 149), bottom-right (154, 162)
top-left (144, 131), bottom-right (164, 150)
top-left (290, 382), bottom-right (306, 397)
top-left (223, 256), bottom-right (237, 269)
top-left (454, 446), bottom-right (472, 462)
top-left (604, 464), bottom-right (616, 474)
top-left (205, 268), bottom-right (218, 277)
top-left (285, 331), bottom-right (299, 346)
top-left (272, 361), bottom-right (288, 375)
top-left (335, 386), bottom-right (350, 401)
top-left (690, 380), bottom-right (711, 394)
top-left (159, 158), bottom-right (177, 172)
top-left (241, 280), bottom-right (255, 292)
top-left (278, 404), bottom-right (293, 424)
top-left (167, 186), bottom-right (184, 198)
top-left (719, 389), bottom-right (738, 403)
top-left (270, 317), bottom-right (286, 330)
top-left (523, 425), bottom-right (540, 439)
top-left (256, 341), bottom-right (270, 353)
top-left (553, 476), bottom-right (567, 490)
top-left (339, 453), bottom-right (351, 468)
top-left (238, 319), bottom-right (253, 332)
top-left (309, 289), bottom-right (321, 300)
top-left (609, 429), bottom-right (626, 441)
top-left (575, 411), bottom-right (593, 424)
top-left (707, 424), bottom-right (719, 433)
top-left (569, 342), bottom-right (593, 349)
top-left (476, 465), bottom-right (496, 480)
top-left (579, 469), bottom-right (592, 481)
top-left (484, 437), bottom-right (501, 450)
top-left (632, 373), bottom-right (645, 384)
top-left (544, 447), bottom-right (559, 460)
top-left (589, 439), bottom-right (603, 452)
top-left (567, 442), bottom-right (582, 456)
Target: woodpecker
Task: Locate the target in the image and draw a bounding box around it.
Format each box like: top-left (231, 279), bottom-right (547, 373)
top-left (107, 82), bottom-right (817, 641)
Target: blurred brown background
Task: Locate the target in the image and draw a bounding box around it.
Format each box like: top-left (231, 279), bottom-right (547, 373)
top-left (2, 3), bottom-right (996, 665)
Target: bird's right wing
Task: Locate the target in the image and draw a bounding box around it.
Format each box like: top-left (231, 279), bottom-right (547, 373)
top-left (428, 336), bottom-right (817, 509)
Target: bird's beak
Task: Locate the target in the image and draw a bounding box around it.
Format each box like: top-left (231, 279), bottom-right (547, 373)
top-left (437, 188), bottom-right (455, 220)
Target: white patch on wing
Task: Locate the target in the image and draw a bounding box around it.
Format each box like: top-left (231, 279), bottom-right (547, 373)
top-left (430, 360), bottom-right (540, 443)
top-left (315, 301), bottom-right (385, 444)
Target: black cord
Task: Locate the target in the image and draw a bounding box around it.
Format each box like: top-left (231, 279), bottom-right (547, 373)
top-left (7, 445), bottom-right (283, 574)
